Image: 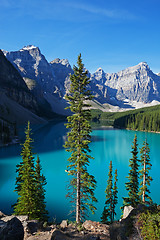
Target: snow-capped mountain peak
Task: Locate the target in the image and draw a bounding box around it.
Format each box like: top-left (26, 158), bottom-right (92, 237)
top-left (138, 61), bottom-right (148, 67)
top-left (95, 67), bottom-right (105, 74)
top-left (20, 45), bottom-right (38, 51)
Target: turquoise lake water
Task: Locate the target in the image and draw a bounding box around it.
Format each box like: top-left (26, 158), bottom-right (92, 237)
top-left (0, 121), bottom-right (160, 222)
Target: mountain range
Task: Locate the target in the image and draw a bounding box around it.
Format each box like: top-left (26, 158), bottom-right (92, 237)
top-left (1, 45), bottom-right (160, 124)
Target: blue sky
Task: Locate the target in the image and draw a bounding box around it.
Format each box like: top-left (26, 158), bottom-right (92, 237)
top-left (0, 0), bottom-right (160, 73)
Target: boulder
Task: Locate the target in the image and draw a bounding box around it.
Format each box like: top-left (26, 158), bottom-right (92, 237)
top-left (60, 220), bottom-right (68, 229)
top-left (82, 220), bottom-right (109, 234)
top-left (0, 216), bottom-right (24, 240)
top-left (17, 215), bottom-right (28, 222)
top-left (51, 229), bottom-right (70, 240)
top-left (1, 215), bottom-right (15, 222)
top-left (23, 220), bottom-right (40, 234)
top-left (1, 215), bottom-right (28, 223)
top-left (122, 206), bottom-right (134, 219)
top-left (110, 205), bottom-right (150, 239)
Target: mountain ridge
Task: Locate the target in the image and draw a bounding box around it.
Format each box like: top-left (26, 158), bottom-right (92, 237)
top-left (2, 45), bottom-right (160, 115)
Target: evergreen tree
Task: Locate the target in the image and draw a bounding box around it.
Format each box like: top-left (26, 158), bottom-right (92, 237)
top-left (101, 161), bottom-right (118, 224)
top-left (64, 54), bottom-right (97, 223)
top-left (112, 169), bottom-right (118, 221)
top-left (101, 161), bottom-right (113, 224)
top-left (14, 122), bottom-right (33, 193)
top-left (148, 117), bottom-right (152, 131)
top-left (139, 140), bottom-right (153, 203)
top-left (152, 115), bottom-right (157, 131)
top-left (123, 134), bottom-right (140, 208)
top-left (14, 122), bottom-right (48, 221)
top-left (35, 156), bottom-right (48, 221)
top-left (14, 122), bottom-right (37, 218)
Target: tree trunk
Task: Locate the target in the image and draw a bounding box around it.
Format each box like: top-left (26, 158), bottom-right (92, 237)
top-left (76, 116), bottom-right (81, 223)
top-left (76, 164), bottom-right (80, 223)
top-left (142, 147), bottom-right (146, 203)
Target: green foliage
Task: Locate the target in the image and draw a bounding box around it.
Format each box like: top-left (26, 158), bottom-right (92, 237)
top-left (101, 161), bottom-right (113, 224)
top-left (43, 221), bottom-right (48, 228)
top-left (91, 109), bottom-right (115, 127)
top-left (114, 106), bottom-right (160, 132)
top-left (14, 122), bottom-right (48, 221)
top-left (90, 109), bottom-right (114, 127)
top-left (64, 54), bottom-right (97, 223)
top-left (123, 135), bottom-right (140, 208)
top-left (35, 156), bottom-right (48, 221)
top-left (101, 161), bottom-right (118, 224)
top-left (91, 104), bottom-right (160, 132)
top-left (112, 169), bottom-right (118, 220)
top-left (139, 140), bottom-right (153, 203)
top-left (77, 223), bottom-right (85, 232)
top-left (138, 210), bottom-right (160, 239)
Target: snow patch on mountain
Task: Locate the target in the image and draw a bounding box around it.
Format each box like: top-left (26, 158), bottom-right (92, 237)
top-left (20, 45), bottom-right (37, 51)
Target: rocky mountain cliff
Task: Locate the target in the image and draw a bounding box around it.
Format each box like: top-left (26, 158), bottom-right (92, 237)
top-left (4, 45), bottom-right (54, 93)
top-left (50, 58), bottom-right (73, 97)
top-left (0, 50), bottom-right (57, 124)
top-left (91, 62), bottom-right (160, 105)
top-left (2, 45), bottom-right (160, 114)
top-left (3, 46), bottom-right (73, 115)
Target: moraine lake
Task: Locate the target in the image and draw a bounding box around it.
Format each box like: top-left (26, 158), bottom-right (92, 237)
top-left (0, 121), bottom-right (160, 222)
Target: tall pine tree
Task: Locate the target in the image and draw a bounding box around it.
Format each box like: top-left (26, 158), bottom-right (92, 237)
top-left (14, 122), bottom-right (37, 218)
top-left (101, 161), bottom-right (113, 224)
top-left (14, 122), bottom-right (48, 221)
top-left (112, 169), bottom-right (118, 221)
top-left (101, 161), bottom-right (118, 224)
top-left (123, 134), bottom-right (140, 208)
top-left (139, 140), bottom-right (153, 203)
top-left (35, 156), bottom-right (48, 221)
top-left (64, 54), bottom-right (97, 223)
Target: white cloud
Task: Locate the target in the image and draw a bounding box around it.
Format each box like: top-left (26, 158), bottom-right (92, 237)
top-left (66, 2), bottom-right (138, 20)
top-left (0, 0), bottom-right (138, 22)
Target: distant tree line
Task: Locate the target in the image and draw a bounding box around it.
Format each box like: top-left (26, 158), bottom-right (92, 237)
top-left (114, 111), bottom-right (160, 132)
top-left (91, 105), bottom-right (160, 132)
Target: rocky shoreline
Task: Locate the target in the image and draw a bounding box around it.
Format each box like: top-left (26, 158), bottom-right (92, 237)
top-left (0, 211), bottom-right (110, 240)
top-left (0, 205), bottom-right (152, 240)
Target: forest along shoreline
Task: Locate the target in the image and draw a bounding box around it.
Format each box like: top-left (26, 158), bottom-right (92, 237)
top-left (90, 105), bottom-right (160, 134)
